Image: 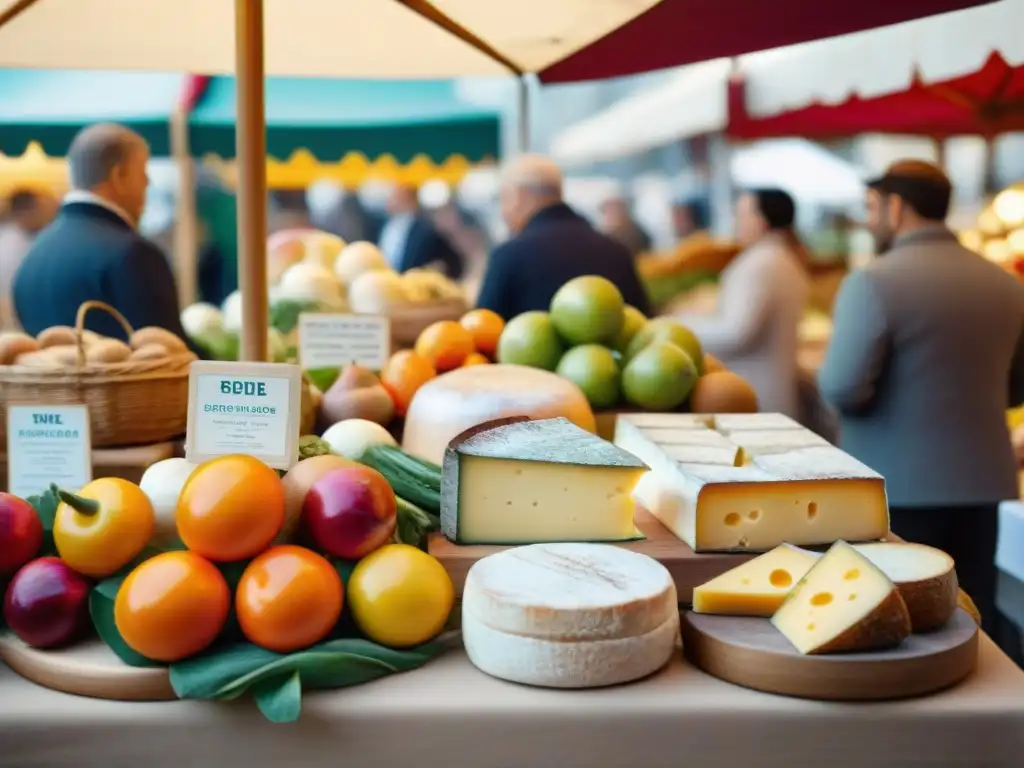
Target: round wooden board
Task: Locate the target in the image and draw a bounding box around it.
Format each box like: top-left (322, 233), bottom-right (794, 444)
top-left (0, 634), bottom-right (175, 701)
top-left (681, 608), bottom-right (979, 701)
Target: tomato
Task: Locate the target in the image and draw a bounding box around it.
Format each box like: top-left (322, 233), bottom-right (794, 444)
top-left (177, 455), bottom-right (285, 562)
top-left (347, 544), bottom-right (454, 648)
top-left (115, 551), bottom-right (230, 662)
top-left (459, 309), bottom-right (504, 358)
top-left (53, 478), bottom-right (155, 579)
top-left (235, 545), bottom-right (343, 653)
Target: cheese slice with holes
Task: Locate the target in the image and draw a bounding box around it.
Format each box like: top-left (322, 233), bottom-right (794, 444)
top-left (615, 415), bottom-right (888, 551)
top-left (771, 541), bottom-right (911, 654)
top-left (693, 544), bottom-right (819, 616)
top-left (732, 429), bottom-right (829, 459)
top-left (462, 543), bottom-right (679, 688)
top-left (714, 413), bottom-right (802, 433)
top-left (618, 413), bottom-right (714, 429)
top-left (440, 417), bottom-right (647, 545)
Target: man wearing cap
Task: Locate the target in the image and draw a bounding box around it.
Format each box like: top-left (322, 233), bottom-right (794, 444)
top-left (819, 160), bottom-right (1024, 639)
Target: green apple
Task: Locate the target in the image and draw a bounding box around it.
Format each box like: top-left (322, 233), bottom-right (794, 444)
top-left (611, 305), bottom-right (648, 353)
top-left (556, 344), bottom-right (621, 409)
top-left (624, 317), bottom-right (704, 373)
top-left (549, 276), bottom-right (624, 346)
top-left (622, 341), bottom-right (699, 411)
top-left (496, 311), bottom-right (565, 370)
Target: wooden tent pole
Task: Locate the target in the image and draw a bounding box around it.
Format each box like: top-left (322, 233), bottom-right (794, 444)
top-left (169, 107), bottom-right (198, 308)
top-left (234, 0), bottom-right (269, 362)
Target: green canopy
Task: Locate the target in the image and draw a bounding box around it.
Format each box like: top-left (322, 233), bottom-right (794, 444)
top-left (188, 78), bottom-right (500, 164)
top-left (0, 69), bottom-right (182, 157)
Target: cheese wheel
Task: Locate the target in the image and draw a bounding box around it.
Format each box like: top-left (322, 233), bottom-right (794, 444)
top-left (402, 364), bottom-right (596, 464)
top-left (463, 543), bottom-right (677, 642)
top-left (853, 542), bottom-right (958, 632)
top-left (461, 543), bottom-right (679, 688)
top-left (463, 611), bottom-right (679, 689)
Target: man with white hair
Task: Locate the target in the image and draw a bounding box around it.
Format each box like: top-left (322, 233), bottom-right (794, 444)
top-left (14, 123), bottom-right (197, 351)
top-left (476, 155), bottom-right (651, 319)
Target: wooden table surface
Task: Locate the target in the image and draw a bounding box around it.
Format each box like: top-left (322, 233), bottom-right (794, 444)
top-left (0, 635), bottom-right (1021, 767)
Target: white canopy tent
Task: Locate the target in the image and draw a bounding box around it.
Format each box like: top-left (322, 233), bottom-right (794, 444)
top-left (730, 139), bottom-right (865, 207)
top-left (550, 0), bottom-right (1024, 167)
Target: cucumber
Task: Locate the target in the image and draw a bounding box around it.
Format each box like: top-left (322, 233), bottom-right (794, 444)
top-left (361, 444), bottom-right (441, 513)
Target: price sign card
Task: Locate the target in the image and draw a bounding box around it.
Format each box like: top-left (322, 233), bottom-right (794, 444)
top-left (6, 405), bottom-right (92, 498)
top-left (185, 361), bottom-right (302, 470)
top-left (298, 313), bottom-right (391, 371)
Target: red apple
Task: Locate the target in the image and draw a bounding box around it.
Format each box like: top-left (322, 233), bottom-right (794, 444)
top-left (0, 493), bottom-right (43, 576)
top-left (4, 557), bottom-right (91, 649)
top-left (302, 466), bottom-right (397, 559)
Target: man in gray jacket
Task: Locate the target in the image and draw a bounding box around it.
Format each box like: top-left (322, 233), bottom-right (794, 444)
top-left (819, 160), bottom-right (1024, 637)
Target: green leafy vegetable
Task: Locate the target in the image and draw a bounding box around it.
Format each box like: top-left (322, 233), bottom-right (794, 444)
top-left (298, 435), bottom-right (333, 461)
top-left (170, 637), bottom-right (443, 722)
top-left (25, 486), bottom-right (60, 557)
top-left (270, 299), bottom-right (320, 335)
top-left (304, 367), bottom-right (340, 392)
top-left (90, 570), bottom-right (161, 668)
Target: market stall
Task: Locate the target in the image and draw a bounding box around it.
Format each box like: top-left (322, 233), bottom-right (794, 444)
top-left (188, 76), bottom-right (500, 190)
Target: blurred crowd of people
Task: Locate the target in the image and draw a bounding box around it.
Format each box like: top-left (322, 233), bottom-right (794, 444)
top-left (2, 122), bottom-right (1024, 663)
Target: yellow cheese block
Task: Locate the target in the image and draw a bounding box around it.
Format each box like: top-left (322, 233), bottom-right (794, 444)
top-left (771, 541), bottom-right (912, 655)
top-left (693, 544), bottom-right (819, 616)
top-left (614, 416), bottom-right (889, 552)
top-left (441, 417), bottom-right (647, 545)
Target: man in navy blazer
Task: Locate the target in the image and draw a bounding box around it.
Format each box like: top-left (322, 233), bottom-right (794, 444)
top-left (378, 184), bottom-right (463, 279)
top-left (476, 155), bottom-right (651, 320)
top-left (13, 123), bottom-right (200, 354)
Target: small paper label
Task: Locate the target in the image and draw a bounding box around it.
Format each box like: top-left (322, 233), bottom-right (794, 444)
top-left (298, 313), bottom-right (391, 371)
top-left (185, 361), bottom-right (302, 470)
top-left (6, 405), bottom-right (92, 498)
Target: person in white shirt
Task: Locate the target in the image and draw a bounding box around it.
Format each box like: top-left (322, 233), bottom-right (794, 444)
top-left (674, 189), bottom-right (810, 417)
top-left (377, 184), bottom-right (463, 278)
top-left (0, 189), bottom-right (56, 330)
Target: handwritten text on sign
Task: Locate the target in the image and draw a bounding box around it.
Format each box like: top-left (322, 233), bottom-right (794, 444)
top-left (298, 313), bottom-right (390, 371)
top-left (7, 405), bottom-right (92, 498)
top-left (186, 361), bottom-right (302, 470)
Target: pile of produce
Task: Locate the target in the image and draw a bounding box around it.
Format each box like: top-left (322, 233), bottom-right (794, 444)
top-left (180, 236), bottom-right (464, 363)
top-left (0, 431), bottom-right (453, 722)
top-left (958, 181), bottom-right (1024, 274)
top-left (482, 275), bottom-right (758, 414)
top-left (308, 308), bottom-right (503, 425)
top-left (0, 325), bottom-right (193, 368)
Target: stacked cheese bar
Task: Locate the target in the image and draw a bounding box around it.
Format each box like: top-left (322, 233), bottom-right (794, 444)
top-left (613, 413), bottom-right (889, 552)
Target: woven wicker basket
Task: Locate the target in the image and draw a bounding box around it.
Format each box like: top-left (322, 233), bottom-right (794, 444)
top-left (0, 301), bottom-right (195, 448)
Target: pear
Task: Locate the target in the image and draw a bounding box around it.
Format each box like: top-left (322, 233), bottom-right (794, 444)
top-left (320, 363), bottom-right (395, 427)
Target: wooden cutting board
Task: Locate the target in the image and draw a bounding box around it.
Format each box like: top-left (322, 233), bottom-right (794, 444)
top-left (0, 634), bottom-right (175, 701)
top-left (428, 508), bottom-right (753, 602)
top-left (681, 608), bottom-right (979, 701)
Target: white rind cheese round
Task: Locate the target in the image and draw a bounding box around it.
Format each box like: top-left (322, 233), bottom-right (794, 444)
top-left (401, 364), bottom-right (597, 465)
top-left (463, 543), bottom-right (677, 641)
top-left (463, 611), bottom-right (679, 689)
top-left (461, 543), bottom-right (680, 688)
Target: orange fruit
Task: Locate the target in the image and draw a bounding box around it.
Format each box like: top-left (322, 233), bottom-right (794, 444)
top-left (235, 545), bottom-right (343, 653)
top-left (461, 351), bottom-right (490, 367)
top-left (414, 320), bottom-right (475, 371)
top-left (114, 551), bottom-right (230, 662)
top-left (177, 455), bottom-right (285, 562)
top-left (460, 309), bottom-right (505, 357)
top-left (380, 350), bottom-right (436, 417)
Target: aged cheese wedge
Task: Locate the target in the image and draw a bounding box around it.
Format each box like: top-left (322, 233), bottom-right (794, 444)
top-left (462, 543), bottom-right (679, 688)
top-left (692, 544), bottom-right (819, 616)
top-left (614, 415), bottom-right (888, 552)
top-left (853, 543), bottom-right (958, 632)
top-left (402, 364), bottom-right (597, 465)
top-left (771, 541), bottom-right (912, 655)
top-left (440, 417), bottom-right (647, 545)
